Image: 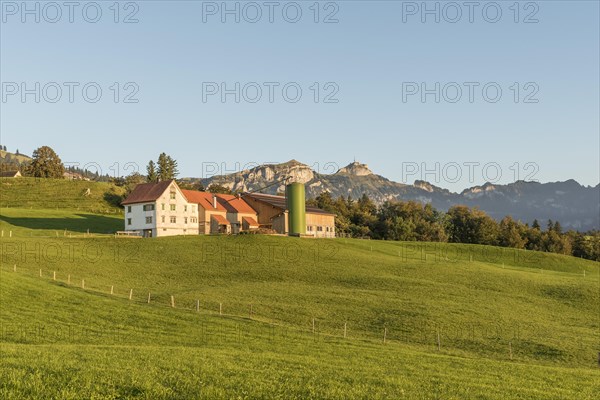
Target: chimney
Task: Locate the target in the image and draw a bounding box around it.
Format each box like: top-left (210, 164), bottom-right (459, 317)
top-left (213, 195), bottom-right (218, 209)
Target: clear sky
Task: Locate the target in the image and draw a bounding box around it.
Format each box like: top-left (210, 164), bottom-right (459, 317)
top-left (1, 0), bottom-right (598, 192)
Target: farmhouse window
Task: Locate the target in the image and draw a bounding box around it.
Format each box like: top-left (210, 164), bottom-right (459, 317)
top-left (146, 217), bottom-right (152, 224)
top-left (184, 217), bottom-right (188, 224)
top-left (317, 226), bottom-right (323, 232)
top-left (170, 216), bottom-right (176, 223)
top-left (127, 206), bottom-right (131, 213)
top-left (161, 203), bottom-right (165, 210)
top-left (170, 191), bottom-right (176, 199)
top-left (127, 218), bottom-right (132, 225)
top-left (170, 204), bottom-right (176, 211)
top-left (161, 216), bottom-right (165, 223)
top-left (184, 205), bottom-right (188, 212)
top-left (307, 226), bottom-right (313, 231)
top-left (143, 204), bottom-right (155, 211)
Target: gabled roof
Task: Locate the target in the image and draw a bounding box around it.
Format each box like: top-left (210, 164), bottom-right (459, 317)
top-left (121, 180), bottom-right (174, 205)
top-left (181, 190), bottom-right (226, 211)
top-left (215, 193), bottom-right (257, 214)
top-left (244, 192), bottom-right (335, 216)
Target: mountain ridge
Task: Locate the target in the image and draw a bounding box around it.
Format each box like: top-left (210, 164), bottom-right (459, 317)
top-left (189, 160), bottom-right (599, 231)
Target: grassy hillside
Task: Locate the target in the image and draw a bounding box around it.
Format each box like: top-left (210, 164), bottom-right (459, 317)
top-left (1, 206), bottom-right (599, 398)
top-left (0, 149), bottom-right (31, 164)
top-left (0, 208), bottom-right (122, 236)
top-left (0, 177), bottom-right (125, 213)
top-left (2, 271), bottom-right (599, 399)
top-left (1, 234), bottom-right (598, 362)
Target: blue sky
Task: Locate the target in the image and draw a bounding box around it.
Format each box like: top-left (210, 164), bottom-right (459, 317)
top-left (1, 0), bottom-right (598, 192)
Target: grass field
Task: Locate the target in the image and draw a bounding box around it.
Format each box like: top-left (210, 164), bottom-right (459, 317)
top-left (0, 177), bottom-right (124, 213)
top-left (0, 179), bottom-right (599, 398)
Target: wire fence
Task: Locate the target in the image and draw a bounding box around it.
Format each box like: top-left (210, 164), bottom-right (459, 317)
top-left (4, 261), bottom-right (598, 368)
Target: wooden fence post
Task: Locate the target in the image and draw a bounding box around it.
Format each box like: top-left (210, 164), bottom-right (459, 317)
top-left (196, 299), bottom-right (200, 312)
top-left (344, 322), bottom-right (347, 338)
top-left (13, 264), bottom-right (16, 272)
top-left (312, 318), bottom-right (315, 335)
top-left (437, 329), bottom-right (441, 351)
top-left (53, 271), bottom-right (56, 281)
top-left (39, 269), bottom-right (42, 277)
top-left (383, 327), bottom-right (387, 344)
top-left (67, 275), bottom-right (71, 284)
top-left (81, 279), bottom-right (85, 289)
top-left (129, 289), bottom-right (133, 300)
top-left (509, 342), bottom-right (513, 360)
top-left (219, 303), bottom-right (222, 315)
top-left (147, 293), bottom-right (151, 304)
top-left (171, 295), bottom-right (175, 308)
top-left (110, 285), bottom-right (114, 295)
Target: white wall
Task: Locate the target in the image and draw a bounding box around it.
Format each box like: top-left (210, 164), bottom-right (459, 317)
top-left (125, 182), bottom-right (200, 237)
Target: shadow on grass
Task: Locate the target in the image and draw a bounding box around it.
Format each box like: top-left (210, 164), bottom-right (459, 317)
top-left (0, 213), bottom-right (122, 233)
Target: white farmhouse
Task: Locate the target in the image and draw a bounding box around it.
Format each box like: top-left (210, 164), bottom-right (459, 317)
top-left (121, 180), bottom-right (336, 238)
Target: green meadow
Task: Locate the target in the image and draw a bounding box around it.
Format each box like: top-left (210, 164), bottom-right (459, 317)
top-left (0, 178), bottom-right (599, 398)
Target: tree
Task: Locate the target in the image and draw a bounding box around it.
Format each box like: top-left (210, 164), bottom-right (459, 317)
top-left (498, 216), bottom-right (526, 248)
top-left (167, 155), bottom-right (179, 179)
top-left (177, 180), bottom-right (204, 191)
top-left (156, 153), bottom-right (179, 181)
top-left (553, 221), bottom-right (562, 234)
top-left (532, 219), bottom-right (541, 230)
top-left (146, 160), bottom-right (158, 183)
top-left (15, 149), bottom-right (19, 155)
top-left (123, 172), bottom-right (147, 196)
top-left (445, 205), bottom-right (498, 245)
top-left (26, 146), bottom-right (64, 178)
top-left (207, 184), bottom-right (233, 194)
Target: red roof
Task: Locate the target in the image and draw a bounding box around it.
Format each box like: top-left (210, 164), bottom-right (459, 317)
top-left (242, 216), bottom-right (259, 227)
top-left (121, 181), bottom-right (174, 205)
top-left (211, 214), bottom-right (229, 225)
top-left (181, 190), bottom-right (226, 211)
top-left (216, 194), bottom-right (257, 214)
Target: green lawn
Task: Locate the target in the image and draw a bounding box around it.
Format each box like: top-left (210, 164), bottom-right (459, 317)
top-left (0, 204), bottom-right (599, 398)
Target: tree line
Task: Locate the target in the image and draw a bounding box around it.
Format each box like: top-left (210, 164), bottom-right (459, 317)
top-left (307, 192), bottom-right (600, 262)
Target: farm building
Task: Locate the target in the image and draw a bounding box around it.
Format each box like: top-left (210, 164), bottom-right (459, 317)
top-left (121, 180), bottom-right (335, 238)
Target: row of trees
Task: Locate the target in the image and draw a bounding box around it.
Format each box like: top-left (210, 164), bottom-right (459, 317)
top-left (308, 192), bottom-right (600, 261)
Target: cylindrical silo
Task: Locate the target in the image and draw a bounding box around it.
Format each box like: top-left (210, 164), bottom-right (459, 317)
top-left (286, 183), bottom-right (306, 236)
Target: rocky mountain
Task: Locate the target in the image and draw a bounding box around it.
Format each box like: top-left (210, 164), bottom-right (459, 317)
top-left (190, 160), bottom-right (599, 231)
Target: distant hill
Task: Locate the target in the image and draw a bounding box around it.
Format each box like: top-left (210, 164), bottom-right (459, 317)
top-left (0, 177), bottom-right (125, 213)
top-left (0, 149), bottom-right (32, 171)
top-left (193, 160), bottom-right (599, 231)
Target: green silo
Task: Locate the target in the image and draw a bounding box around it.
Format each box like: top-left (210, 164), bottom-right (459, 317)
top-left (286, 183), bottom-right (306, 236)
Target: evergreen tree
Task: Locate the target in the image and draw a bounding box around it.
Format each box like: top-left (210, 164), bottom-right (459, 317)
top-left (146, 160), bottom-right (158, 183)
top-left (553, 221), bottom-right (562, 234)
top-left (157, 153), bottom-right (169, 181)
top-left (166, 155), bottom-right (179, 179)
top-left (532, 219), bottom-right (541, 230)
